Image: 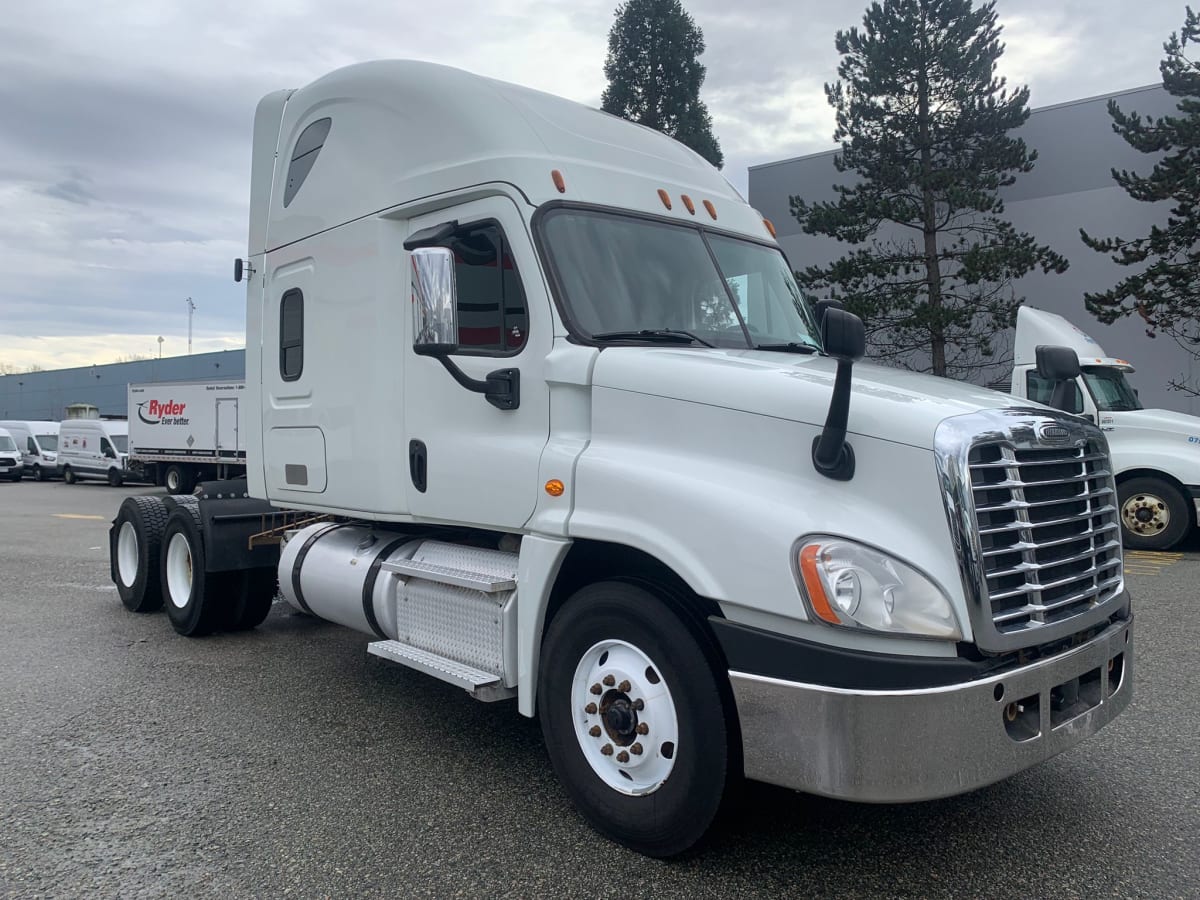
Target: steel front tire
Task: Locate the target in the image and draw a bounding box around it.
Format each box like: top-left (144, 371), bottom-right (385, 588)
top-left (1118, 476), bottom-right (1190, 550)
top-left (537, 580), bottom-right (736, 857)
top-left (113, 496), bottom-right (169, 612)
top-left (160, 504), bottom-right (237, 636)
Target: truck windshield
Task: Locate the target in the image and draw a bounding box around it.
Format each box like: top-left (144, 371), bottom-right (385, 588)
top-left (0, 436), bottom-right (15, 452)
top-left (110, 435), bottom-right (128, 453)
top-left (539, 208), bottom-right (821, 350)
top-left (1082, 367), bottom-right (1142, 412)
top-left (35, 434), bottom-right (57, 450)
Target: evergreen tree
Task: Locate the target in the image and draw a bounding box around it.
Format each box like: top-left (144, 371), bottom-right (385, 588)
top-left (791, 0), bottom-right (1067, 378)
top-left (601, 0), bottom-right (724, 167)
top-left (1081, 8), bottom-right (1200, 396)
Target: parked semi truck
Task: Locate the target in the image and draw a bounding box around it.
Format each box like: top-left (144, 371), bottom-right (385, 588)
top-left (127, 380), bottom-right (247, 493)
top-left (1010, 306), bottom-right (1200, 551)
top-left (109, 61), bottom-right (1133, 856)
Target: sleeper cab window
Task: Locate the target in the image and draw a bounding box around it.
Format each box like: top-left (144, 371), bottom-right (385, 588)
top-left (283, 117), bottom-right (332, 207)
top-left (280, 289), bottom-right (304, 381)
top-left (436, 223), bottom-right (528, 355)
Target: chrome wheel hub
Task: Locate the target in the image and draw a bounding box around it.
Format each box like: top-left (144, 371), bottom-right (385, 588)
top-left (1122, 493), bottom-right (1169, 535)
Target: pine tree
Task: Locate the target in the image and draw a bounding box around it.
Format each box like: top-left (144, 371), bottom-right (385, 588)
top-left (791, 0), bottom-right (1067, 378)
top-left (1081, 8), bottom-right (1200, 396)
top-left (601, 0), bottom-right (724, 168)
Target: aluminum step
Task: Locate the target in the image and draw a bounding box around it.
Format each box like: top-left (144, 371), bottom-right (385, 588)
top-left (379, 558), bottom-right (516, 593)
top-left (367, 640), bottom-right (515, 702)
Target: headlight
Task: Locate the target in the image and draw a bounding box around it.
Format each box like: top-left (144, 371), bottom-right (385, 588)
top-left (796, 537), bottom-right (961, 640)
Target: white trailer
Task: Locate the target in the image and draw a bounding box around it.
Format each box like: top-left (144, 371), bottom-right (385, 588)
top-left (127, 380), bottom-right (246, 493)
top-left (1010, 306), bottom-right (1200, 550)
top-left (109, 61), bottom-right (1133, 857)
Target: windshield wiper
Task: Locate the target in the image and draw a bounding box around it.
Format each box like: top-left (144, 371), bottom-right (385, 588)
top-left (592, 329), bottom-right (714, 347)
top-left (754, 342), bottom-right (819, 354)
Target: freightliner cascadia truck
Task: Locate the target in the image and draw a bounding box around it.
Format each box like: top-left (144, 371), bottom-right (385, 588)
top-left (109, 61), bottom-right (1133, 856)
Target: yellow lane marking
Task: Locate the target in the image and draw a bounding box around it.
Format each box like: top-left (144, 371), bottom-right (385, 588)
top-left (52, 514), bottom-right (107, 521)
top-left (1124, 551), bottom-right (1184, 576)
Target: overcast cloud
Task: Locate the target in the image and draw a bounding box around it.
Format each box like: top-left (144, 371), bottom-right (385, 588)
top-left (0, 0), bottom-right (1187, 368)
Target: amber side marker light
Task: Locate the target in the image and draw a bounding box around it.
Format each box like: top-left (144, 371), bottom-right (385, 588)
top-left (545, 479), bottom-right (565, 497)
top-left (799, 544), bottom-right (840, 625)
top-left (763, 218), bottom-right (777, 238)
top-left (703, 200), bottom-right (717, 220)
top-left (681, 194), bottom-right (696, 215)
top-left (551, 170), bottom-right (566, 193)
top-left (657, 189), bottom-right (672, 210)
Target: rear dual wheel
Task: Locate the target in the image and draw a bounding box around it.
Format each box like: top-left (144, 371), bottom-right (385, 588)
top-left (538, 580), bottom-right (737, 857)
top-left (113, 496), bottom-right (169, 612)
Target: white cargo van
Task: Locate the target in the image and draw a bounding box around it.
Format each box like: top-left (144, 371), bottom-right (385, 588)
top-left (60, 420), bottom-right (129, 486)
top-left (109, 61), bottom-right (1133, 856)
top-left (0, 427), bottom-right (22, 482)
top-left (1010, 306), bottom-right (1200, 550)
top-left (0, 420), bottom-right (60, 481)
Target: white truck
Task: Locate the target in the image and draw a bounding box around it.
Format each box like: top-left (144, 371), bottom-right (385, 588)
top-left (108, 61), bottom-right (1133, 856)
top-left (1010, 306), bottom-right (1200, 550)
top-left (127, 380), bottom-right (247, 493)
top-left (0, 420), bottom-right (60, 480)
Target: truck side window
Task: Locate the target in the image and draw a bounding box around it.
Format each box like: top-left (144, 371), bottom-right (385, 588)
top-left (437, 223), bottom-right (528, 355)
top-left (1026, 371), bottom-right (1084, 414)
top-left (280, 289), bottom-right (304, 381)
top-left (28, 437), bottom-right (36, 454)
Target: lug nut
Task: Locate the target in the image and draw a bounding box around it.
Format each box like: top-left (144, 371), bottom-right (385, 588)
top-left (616, 751), bottom-right (630, 763)
top-left (631, 743), bottom-right (643, 755)
top-left (589, 725), bottom-right (602, 737)
top-left (600, 744), bottom-right (614, 756)
top-left (603, 674), bottom-right (615, 687)
top-left (590, 683), bottom-right (602, 695)
top-left (635, 722), bottom-right (649, 735)
top-left (632, 699), bottom-right (644, 711)
top-left (618, 680), bottom-right (631, 692)
top-left (585, 702), bottom-right (597, 714)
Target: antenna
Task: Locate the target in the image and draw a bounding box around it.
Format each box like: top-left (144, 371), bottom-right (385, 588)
top-left (185, 297), bottom-right (196, 355)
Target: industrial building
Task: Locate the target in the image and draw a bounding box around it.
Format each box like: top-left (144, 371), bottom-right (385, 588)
top-left (749, 84), bottom-right (1196, 414)
top-left (0, 350), bottom-right (245, 420)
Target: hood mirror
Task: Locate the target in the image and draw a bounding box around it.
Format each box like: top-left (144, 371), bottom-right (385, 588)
top-left (812, 308), bottom-right (866, 481)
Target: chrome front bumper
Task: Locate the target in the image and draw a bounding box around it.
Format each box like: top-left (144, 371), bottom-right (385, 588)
top-left (730, 617), bottom-right (1132, 803)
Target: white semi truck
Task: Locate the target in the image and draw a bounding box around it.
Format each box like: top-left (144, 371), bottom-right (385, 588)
top-left (109, 61), bottom-right (1133, 856)
top-left (1010, 306), bottom-right (1200, 551)
top-left (127, 379), bottom-right (247, 493)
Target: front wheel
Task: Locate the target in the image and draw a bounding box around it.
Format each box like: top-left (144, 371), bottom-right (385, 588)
top-left (537, 580), bottom-right (736, 857)
top-left (107, 468), bottom-right (124, 487)
top-left (63, 466), bottom-right (76, 484)
top-left (1118, 476), bottom-right (1190, 551)
top-left (33, 466), bottom-right (44, 482)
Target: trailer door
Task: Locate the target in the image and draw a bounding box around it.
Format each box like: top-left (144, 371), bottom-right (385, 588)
top-left (216, 398), bottom-right (239, 457)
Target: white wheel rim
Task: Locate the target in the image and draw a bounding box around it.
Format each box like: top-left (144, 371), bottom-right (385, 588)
top-left (1122, 493), bottom-right (1169, 535)
top-left (116, 521), bottom-right (139, 587)
top-left (570, 639), bottom-right (679, 796)
top-left (167, 470), bottom-right (178, 491)
top-left (165, 531), bottom-right (194, 609)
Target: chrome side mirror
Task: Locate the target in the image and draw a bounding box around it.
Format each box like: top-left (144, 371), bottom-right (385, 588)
top-left (411, 247), bottom-right (459, 355)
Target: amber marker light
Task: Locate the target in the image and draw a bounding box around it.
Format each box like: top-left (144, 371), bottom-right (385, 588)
top-left (551, 170), bottom-right (566, 193)
top-left (545, 479), bottom-right (565, 497)
top-left (681, 194), bottom-right (696, 214)
top-left (763, 218), bottom-right (777, 238)
top-left (799, 544), bottom-right (840, 625)
top-left (703, 200), bottom-right (717, 220)
top-left (657, 189), bottom-right (672, 210)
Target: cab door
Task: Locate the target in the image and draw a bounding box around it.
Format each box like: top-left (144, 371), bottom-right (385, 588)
top-left (403, 196), bottom-right (551, 530)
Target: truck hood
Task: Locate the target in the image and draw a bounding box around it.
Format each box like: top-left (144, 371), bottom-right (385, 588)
top-left (591, 348), bottom-right (1033, 450)
top-left (1106, 407), bottom-right (1200, 438)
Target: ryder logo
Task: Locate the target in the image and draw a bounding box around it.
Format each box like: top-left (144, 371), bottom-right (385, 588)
top-left (138, 399), bottom-right (190, 426)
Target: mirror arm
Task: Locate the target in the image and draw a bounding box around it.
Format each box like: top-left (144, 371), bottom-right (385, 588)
top-left (420, 348), bottom-right (521, 411)
top-left (811, 358), bottom-right (856, 481)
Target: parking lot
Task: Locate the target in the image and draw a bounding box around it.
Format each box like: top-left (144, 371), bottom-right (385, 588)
top-left (1, 479), bottom-right (1197, 899)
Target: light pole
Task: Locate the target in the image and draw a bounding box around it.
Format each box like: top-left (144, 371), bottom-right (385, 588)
top-left (157, 336), bottom-right (164, 359)
top-left (185, 297), bottom-right (196, 355)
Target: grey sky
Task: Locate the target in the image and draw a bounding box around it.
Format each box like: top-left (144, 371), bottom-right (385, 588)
top-left (0, 0), bottom-right (1187, 368)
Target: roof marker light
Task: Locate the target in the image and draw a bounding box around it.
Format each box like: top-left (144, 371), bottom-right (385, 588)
top-left (551, 170), bottom-right (566, 193)
top-left (763, 218), bottom-right (777, 238)
top-left (703, 200), bottom-right (717, 220)
top-left (681, 194), bottom-right (696, 215)
top-left (657, 189), bottom-right (672, 210)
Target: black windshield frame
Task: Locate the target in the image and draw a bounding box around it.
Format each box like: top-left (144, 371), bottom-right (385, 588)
top-left (531, 201), bottom-right (820, 351)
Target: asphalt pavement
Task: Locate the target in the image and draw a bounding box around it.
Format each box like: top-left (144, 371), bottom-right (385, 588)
top-left (1, 479), bottom-right (1197, 899)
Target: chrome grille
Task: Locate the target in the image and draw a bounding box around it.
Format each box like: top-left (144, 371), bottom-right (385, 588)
top-left (969, 441), bottom-right (1123, 634)
top-left (935, 410), bottom-right (1127, 654)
